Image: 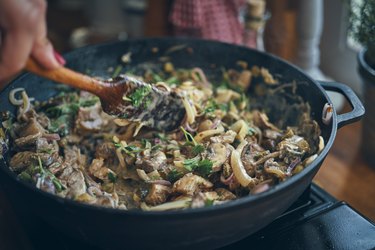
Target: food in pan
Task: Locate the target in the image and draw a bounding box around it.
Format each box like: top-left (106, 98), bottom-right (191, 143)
top-left (0, 63), bottom-right (324, 211)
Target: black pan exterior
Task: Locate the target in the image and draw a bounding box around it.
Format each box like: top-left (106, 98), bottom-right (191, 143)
top-left (0, 38), bottom-right (340, 249)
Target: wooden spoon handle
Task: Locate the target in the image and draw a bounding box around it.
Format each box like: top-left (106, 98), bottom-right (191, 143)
top-left (25, 57), bottom-right (105, 96)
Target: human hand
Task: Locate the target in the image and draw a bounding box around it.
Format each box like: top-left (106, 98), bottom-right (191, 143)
top-left (0, 0), bottom-right (65, 87)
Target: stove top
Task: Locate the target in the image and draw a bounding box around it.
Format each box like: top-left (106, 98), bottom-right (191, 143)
top-left (7, 184), bottom-right (375, 250)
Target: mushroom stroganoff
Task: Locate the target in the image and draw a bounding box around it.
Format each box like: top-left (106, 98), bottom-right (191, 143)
top-left (0, 62), bottom-right (324, 211)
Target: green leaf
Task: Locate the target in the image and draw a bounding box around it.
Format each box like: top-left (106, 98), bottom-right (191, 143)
top-left (192, 144), bottom-right (205, 155)
top-left (112, 65), bottom-right (123, 78)
top-left (79, 97), bottom-right (99, 107)
top-left (204, 199), bottom-right (214, 207)
top-left (153, 74), bottom-right (163, 83)
top-left (166, 76), bottom-right (179, 85)
top-left (141, 138), bottom-right (152, 149)
top-left (196, 159), bottom-right (213, 176)
top-left (167, 169), bottom-right (184, 182)
top-left (204, 99), bottom-right (228, 114)
top-left (114, 142), bottom-right (142, 156)
top-left (127, 85), bottom-right (152, 108)
top-left (183, 156), bottom-right (200, 171)
top-left (180, 126), bottom-right (197, 145)
top-left (108, 172), bottom-right (117, 183)
top-left (155, 133), bottom-right (168, 141)
top-left (33, 156), bottom-right (65, 193)
top-left (48, 114), bottom-right (72, 136)
top-left (18, 172), bottom-right (32, 183)
top-left (248, 127), bottom-right (256, 136)
top-left (183, 157), bottom-right (213, 176)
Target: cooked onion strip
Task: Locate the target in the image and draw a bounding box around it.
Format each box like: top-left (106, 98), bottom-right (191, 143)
top-left (194, 125), bottom-right (224, 143)
top-left (182, 96), bottom-right (196, 124)
top-left (21, 91), bottom-right (31, 113)
top-left (230, 120), bottom-right (249, 141)
top-left (231, 150), bottom-right (255, 187)
top-left (114, 119), bottom-right (131, 126)
top-left (9, 88), bottom-right (25, 106)
top-left (140, 198), bottom-right (192, 211)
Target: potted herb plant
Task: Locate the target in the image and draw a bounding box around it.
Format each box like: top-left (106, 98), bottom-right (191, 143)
top-left (348, 1), bottom-right (375, 166)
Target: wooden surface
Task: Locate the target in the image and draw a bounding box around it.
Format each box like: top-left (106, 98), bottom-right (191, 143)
top-left (314, 115), bottom-right (375, 221)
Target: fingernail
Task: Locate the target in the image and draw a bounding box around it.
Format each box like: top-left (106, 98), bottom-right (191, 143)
top-left (53, 50), bottom-right (66, 65)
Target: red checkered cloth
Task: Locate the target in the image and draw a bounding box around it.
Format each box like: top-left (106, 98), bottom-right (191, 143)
top-left (170, 0), bottom-right (256, 47)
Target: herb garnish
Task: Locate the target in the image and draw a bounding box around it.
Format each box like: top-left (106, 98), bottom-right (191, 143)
top-left (45, 93), bottom-right (99, 136)
top-left (205, 199), bottom-right (214, 207)
top-left (19, 157), bottom-right (66, 192)
top-left (204, 99), bottom-right (228, 114)
top-left (183, 156), bottom-right (213, 176)
top-left (125, 85), bottom-right (152, 108)
top-left (167, 168), bottom-right (184, 182)
top-left (180, 127), bottom-right (205, 156)
top-left (108, 172), bottom-right (117, 183)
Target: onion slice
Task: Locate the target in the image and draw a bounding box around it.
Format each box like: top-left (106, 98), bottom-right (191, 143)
top-left (230, 150), bottom-right (255, 187)
top-left (9, 88), bottom-right (25, 106)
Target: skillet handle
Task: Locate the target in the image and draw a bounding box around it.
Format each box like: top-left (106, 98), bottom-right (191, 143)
top-left (318, 81), bottom-right (365, 129)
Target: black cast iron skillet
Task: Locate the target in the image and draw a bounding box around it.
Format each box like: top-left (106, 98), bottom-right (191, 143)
top-left (0, 38), bottom-right (364, 249)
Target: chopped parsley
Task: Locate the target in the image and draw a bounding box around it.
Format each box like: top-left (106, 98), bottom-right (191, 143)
top-left (205, 199), bottom-right (214, 207)
top-left (152, 73), bottom-right (163, 82)
top-left (108, 172), bottom-right (117, 183)
top-left (180, 127), bottom-right (205, 156)
top-left (192, 144), bottom-right (205, 155)
top-left (167, 169), bottom-right (184, 182)
top-left (44, 93), bottom-right (99, 136)
top-left (112, 65), bottom-right (123, 78)
top-left (114, 141), bottom-right (142, 156)
top-left (180, 126), bottom-right (195, 144)
top-left (183, 156), bottom-right (213, 176)
top-left (204, 99), bottom-right (228, 114)
top-left (248, 127), bottom-right (256, 136)
top-left (125, 85), bottom-right (152, 108)
top-left (166, 76), bottom-right (179, 85)
top-left (19, 157), bottom-right (65, 192)
top-left (141, 138), bottom-right (152, 149)
top-left (155, 133), bottom-right (168, 142)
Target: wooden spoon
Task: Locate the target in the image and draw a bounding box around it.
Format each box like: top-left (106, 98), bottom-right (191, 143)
top-left (25, 58), bottom-right (186, 131)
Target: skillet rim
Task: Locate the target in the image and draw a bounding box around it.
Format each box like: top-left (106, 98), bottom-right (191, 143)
top-left (0, 37), bottom-right (337, 217)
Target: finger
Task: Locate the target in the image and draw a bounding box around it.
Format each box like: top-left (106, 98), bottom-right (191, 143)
top-left (0, 28), bottom-right (34, 82)
top-left (30, 0), bottom-right (61, 69)
top-left (31, 38), bottom-right (61, 69)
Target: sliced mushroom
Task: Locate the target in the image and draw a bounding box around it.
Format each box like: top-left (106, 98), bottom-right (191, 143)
top-left (252, 111), bottom-right (280, 131)
top-left (210, 130), bottom-right (237, 144)
top-left (191, 191), bottom-right (221, 208)
top-left (237, 70), bottom-right (252, 89)
top-left (14, 132), bottom-right (42, 148)
top-left (66, 169), bottom-right (87, 198)
top-left (277, 135), bottom-right (310, 163)
top-left (10, 151), bottom-right (54, 172)
top-left (172, 173), bottom-right (213, 196)
top-left (16, 118), bottom-right (45, 138)
top-left (145, 184), bottom-right (171, 206)
top-left (264, 159), bottom-right (286, 180)
top-left (95, 192), bottom-right (119, 208)
top-left (95, 142), bottom-right (116, 160)
top-left (75, 104), bottom-right (107, 132)
top-left (207, 143), bottom-right (229, 172)
top-left (215, 188), bottom-right (236, 200)
top-left (135, 150), bottom-right (167, 173)
top-left (89, 158), bottom-right (115, 181)
top-left (241, 142), bottom-right (265, 176)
